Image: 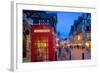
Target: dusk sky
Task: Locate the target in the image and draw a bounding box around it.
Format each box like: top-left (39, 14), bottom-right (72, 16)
top-left (56, 12), bottom-right (82, 39)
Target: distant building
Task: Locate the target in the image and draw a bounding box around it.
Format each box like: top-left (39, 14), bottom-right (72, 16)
top-left (69, 13), bottom-right (91, 49)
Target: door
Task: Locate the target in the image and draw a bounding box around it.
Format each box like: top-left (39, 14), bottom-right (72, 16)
top-left (34, 37), bottom-right (48, 61)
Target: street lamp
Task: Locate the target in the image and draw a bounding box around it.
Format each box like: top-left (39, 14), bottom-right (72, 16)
top-left (85, 41), bottom-right (90, 49)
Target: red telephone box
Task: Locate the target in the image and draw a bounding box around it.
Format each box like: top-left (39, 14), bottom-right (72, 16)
top-left (31, 25), bottom-right (56, 62)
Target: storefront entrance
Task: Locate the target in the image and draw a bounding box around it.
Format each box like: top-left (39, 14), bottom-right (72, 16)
top-left (34, 38), bottom-right (48, 61)
top-left (31, 25), bottom-right (55, 62)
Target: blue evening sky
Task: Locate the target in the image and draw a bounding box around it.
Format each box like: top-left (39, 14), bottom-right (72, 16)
top-left (56, 12), bottom-right (82, 39)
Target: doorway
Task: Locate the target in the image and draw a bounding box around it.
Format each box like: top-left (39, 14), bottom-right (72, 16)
top-left (34, 38), bottom-right (48, 61)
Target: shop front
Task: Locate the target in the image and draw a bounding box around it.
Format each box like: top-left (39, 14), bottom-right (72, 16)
top-left (31, 25), bottom-right (55, 62)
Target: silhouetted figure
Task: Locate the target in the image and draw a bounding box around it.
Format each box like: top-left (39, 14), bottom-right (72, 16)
top-left (82, 53), bottom-right (84, 60)
top-left (69, 50), bottom-right (71, 60)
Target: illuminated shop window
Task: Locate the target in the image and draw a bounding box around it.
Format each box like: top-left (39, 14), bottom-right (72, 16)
top-left (34, 39), bottom-right (48, 61)
top-left (85, 41), bottom-right (91, 49)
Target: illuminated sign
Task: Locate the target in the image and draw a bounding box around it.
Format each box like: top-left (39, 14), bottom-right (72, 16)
top-left (34, 29), bottom-right (50, 33)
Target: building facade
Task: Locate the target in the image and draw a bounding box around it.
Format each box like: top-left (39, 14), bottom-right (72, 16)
top-left (69, 13), bottom-right (91, 49)
top-left (23, 20), bottom-right (31, 62)
top-left (31, 25), bottom-right (56, 62)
